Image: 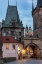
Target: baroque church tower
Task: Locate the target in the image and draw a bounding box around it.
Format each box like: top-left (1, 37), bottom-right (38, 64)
top-left (25, 25), bottom-right (29, 37)
top-left (32, 0), bottom-right (42, 39)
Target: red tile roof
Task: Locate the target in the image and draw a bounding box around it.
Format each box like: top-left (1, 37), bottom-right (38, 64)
top-left (0, 36), bottom-right (19, 43)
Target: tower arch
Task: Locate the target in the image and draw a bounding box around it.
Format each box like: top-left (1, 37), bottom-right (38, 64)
top-left (25, 43), bottom-right (41, 58)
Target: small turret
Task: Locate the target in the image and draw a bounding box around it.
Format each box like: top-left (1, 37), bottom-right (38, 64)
top-left (16, 0), bottom-right (17, 9)
top-left (25, 24), bottom-right (29, 37)
top-left (8, 0), bottom-right (9, 7)
top-left (32, 0), bottom-right (34, 11)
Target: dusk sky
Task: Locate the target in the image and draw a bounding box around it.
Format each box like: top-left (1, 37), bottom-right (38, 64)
top-left (0, 0), bottom-right (37, 29)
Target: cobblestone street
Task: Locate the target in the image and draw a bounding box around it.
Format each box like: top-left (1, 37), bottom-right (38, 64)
top-left (4, 59), bottom-right (42, 64)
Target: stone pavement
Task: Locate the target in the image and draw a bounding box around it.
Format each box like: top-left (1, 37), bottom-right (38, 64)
top-left (4, 59), bottom-right (42, 64)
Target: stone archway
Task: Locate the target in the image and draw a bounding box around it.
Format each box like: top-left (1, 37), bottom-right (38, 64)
top-left (25, 43), bottom-right (41, 58)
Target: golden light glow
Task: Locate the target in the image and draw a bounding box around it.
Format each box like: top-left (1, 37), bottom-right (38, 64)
top-left (18, 46), bottom-right (20, 51)
top-left (22, 49), bottom-right (26, 55)
top-left (18, 51), bottom-right (20, 54)
top-left (27, 47), bottom-right (29, 50)
top-left (6, 44), bottom-right (9, 49)
top-left (26, 47), bottom-right (33, 57)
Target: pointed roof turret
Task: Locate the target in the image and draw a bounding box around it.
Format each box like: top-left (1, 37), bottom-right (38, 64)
top-left (8, 0), bottom-right (9, 7)
top-left (2, 2), bottom-right (24, 28)
top-left (16, 0), bottom-right (17, 9)
top-left (32, 0), bottom-right (34, 11)
top-left (26, 24), bottom-right (28, 30)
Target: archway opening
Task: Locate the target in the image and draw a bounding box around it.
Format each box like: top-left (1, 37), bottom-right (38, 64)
top-left (26, 43), bottom-right (40, 58)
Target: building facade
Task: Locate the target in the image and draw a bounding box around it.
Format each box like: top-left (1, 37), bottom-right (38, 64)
top-left (1, 5), bottom-right (24, 43)
top-left (1, 36), bottom-right (23, 59)
top-left (0, 0), bottom-right (42, 59)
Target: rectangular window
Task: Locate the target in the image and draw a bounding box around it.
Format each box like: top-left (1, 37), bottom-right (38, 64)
top-left (19, 38), bottom-right (21, 42)
top-left (37, 35), bottom-right (39, 38)
top-left (12, 45), bottom-right (15, 50)
top-left (6, 38), bottom-right (9, 40)
top-left (35, 24), bottom-right (36, 30)
top-left (6, 44), bottom-right (9, 50)
top-left (11, 31), bottom-right (14, 36)
top-left (19, 32), bottom-right (21, 36)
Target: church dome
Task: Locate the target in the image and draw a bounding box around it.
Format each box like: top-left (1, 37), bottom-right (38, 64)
top-left (37, 0), bottom-right (42, 7)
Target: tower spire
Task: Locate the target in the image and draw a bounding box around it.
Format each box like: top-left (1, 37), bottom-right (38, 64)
top-left (8, 0), bottom-right (9, 6)
top-left (32, 0), bottom-right (34, 11)
top-left (16, 0), bottom-right (17, 9)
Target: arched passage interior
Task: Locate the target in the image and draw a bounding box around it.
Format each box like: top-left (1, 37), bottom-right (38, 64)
top-left (25, 43), bottom-right (40, 58)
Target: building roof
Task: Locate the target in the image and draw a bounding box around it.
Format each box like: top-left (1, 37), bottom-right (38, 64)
top-left (29, 27), bottom-right (33, 32)
top-left (5, 6), bottom-right (17, 24)
top-left (0, 36), bottom-right (21, 44)
top-left (2, 5), bottom-right (24, 28)
top-left (29, 30), bottom-right (33, 32)
top-left (37, 0), bottom-right (42, 7)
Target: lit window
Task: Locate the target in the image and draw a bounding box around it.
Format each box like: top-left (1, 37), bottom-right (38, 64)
top-left (18, 46), bottom-right (20, 51)
top-left (12, 45), bottom-right (15, 50)
top-left (6, 44), bottom-right (9, 49)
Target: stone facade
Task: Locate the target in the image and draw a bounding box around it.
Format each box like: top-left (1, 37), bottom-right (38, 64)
top-left (2, 27), bottom-right (24, 43)
top-left (32, 0), bottom-right (42, 39)
top-left (32, 7), bottom-right (42, 39)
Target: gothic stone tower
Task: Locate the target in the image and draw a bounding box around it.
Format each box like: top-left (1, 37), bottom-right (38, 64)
top-left (32, 0), bottom-right (42, 40)
top-left (1, 2), bottom-right (24, 43)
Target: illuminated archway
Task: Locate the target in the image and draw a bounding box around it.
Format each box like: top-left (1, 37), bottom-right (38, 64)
top-left (25, 43), bottom-right (41, 58)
